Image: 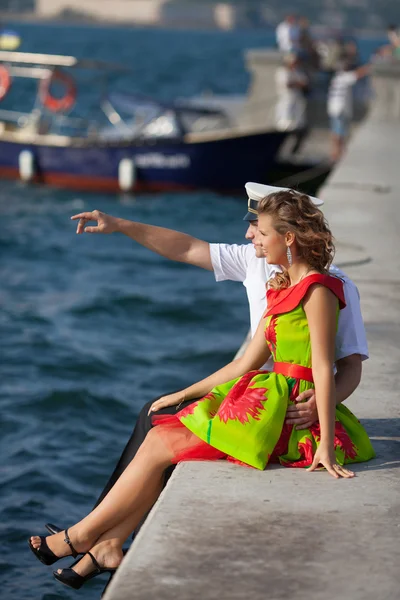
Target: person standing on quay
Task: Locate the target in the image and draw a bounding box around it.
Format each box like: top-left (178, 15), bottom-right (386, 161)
top-left (275, 53), bottom-right (310, 153)
top-left (275, 14), bottom-right (300, 53)
top-left (327, 60), bottom-right (370, 161)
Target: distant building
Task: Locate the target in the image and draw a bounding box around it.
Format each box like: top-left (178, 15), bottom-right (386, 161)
top-left (0, 1), bottom-right (399, 33)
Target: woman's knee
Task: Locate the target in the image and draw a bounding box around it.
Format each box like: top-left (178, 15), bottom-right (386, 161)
top-left (145, 426), bottom-right (167, 448)
top-left (142, 427), bottom-right (174, 465)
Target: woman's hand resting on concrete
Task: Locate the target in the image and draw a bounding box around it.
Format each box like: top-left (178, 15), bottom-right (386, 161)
top-left (307, 442), bottom-right (355, 479)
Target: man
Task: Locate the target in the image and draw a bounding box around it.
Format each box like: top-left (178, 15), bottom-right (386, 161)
top-left (386, 24), bottom-right (400, 57)
top-left (327, 60), bottom-right (370, 161)
top-left (275, 53), bottom-right (310, 152)
top-left (374, 25), bottom-right (400, 61)
top-left (276, 14), bottom-right (300, 54)
top-left (47, 182), bottom-right (367, 531)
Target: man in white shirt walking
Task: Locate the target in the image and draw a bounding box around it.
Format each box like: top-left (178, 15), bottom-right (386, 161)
top-left (327, 61), bottom-right (370, 161)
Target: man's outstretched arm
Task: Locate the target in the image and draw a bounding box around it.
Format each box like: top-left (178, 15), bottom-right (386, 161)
top-left (71, 210), bottom-right (213, 271)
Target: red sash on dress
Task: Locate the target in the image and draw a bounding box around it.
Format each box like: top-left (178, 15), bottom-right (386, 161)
top-left (273, 361), bottom-right (314, 383)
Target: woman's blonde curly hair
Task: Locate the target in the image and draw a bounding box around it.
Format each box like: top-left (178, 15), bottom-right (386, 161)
top-left (257, 190), bottom-right (335, 290)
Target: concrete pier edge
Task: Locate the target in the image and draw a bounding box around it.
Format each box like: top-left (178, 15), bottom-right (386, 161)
top-left (104, 62), bottom-right (400, 600)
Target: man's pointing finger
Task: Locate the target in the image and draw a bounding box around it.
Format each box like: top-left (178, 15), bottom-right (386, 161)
top-left (71, 212), bottom-right (94, 221)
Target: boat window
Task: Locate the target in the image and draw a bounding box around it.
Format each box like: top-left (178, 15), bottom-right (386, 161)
top-left (140, 112), bottom-right (179, 138)
top-left (179, 110), bottom-right (230, 133)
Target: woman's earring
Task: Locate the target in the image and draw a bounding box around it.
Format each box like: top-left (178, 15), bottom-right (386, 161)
top-left (286, 246), bottom-right (292, 266)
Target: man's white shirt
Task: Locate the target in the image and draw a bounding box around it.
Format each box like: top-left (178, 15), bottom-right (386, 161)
top-left (210, 242), bottom-right (368, 367)
top-left (275, 66), bottom-right (308, 129)
top-left (276, 21), bottom-right (300, 52)
top-left (327, 71), bottom-right (358, 118)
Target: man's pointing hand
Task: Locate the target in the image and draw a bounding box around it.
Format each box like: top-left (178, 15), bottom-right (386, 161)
top-left (71, 210), bottom-right (119, 234)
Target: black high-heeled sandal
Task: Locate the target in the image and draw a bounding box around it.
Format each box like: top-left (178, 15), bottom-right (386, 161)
top-left (100, 549), bottom-right (128, 598)
top-left (53, 551), bottom-right (117, 590)
top-left (101, 571), bottom-right (117, 598)
top-left (28, 528), bottom-right (80, 566)
top-left (45, 522), bottom-right (63, 535)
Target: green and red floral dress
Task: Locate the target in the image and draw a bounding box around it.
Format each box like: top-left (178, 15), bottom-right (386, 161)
top-left (153, 274), bottom-right (375, 470)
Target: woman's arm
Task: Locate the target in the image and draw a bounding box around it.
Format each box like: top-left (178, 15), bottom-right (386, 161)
top-left (304, 284), bottom-right (337, 444)
top-left (149, 315), bottom-right (271, 414)
top-left (303, 284), bottom-right (354, 478)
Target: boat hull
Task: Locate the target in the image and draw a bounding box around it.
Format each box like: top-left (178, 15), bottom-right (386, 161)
top-left (0, 129), bottom-right (288, 193)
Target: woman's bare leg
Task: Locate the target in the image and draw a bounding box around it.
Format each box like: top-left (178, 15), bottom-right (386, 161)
top-left (30, 428), bottom-right (173, 557)
top-left (56, 474), bottom-right (164, 576)
top-left (56, 474), bottom-right (164, 577)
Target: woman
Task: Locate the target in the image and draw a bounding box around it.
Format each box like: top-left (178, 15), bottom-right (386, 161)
top-left (29, 190), bottom-right (375, 590)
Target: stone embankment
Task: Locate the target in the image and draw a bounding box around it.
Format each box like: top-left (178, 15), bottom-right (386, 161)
top-left (104, 61), bottom-right (400, 600)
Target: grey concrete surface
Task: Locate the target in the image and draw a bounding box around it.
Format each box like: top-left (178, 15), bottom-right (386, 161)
top-left (104, 70), bottom-right (400, 600)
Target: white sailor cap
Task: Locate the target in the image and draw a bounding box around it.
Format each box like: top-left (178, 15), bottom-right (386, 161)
top-left (243, 182), bottom-right (324, 221)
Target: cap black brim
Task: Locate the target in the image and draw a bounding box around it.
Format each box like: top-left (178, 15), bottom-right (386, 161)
top-left (243, 212), bottom-right (258, 221)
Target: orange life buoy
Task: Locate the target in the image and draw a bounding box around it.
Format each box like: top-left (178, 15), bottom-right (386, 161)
top-left (39, 69), bottom-right (77, 113)
top-left (0, 64), bottom-right (12, 101)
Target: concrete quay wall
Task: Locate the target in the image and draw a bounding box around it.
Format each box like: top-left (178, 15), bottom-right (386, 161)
top-left (104, 64), bottom-right (400, 600)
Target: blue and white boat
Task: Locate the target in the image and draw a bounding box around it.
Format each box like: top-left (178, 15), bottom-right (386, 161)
top-left (0, 50), bottom-right (289, 193)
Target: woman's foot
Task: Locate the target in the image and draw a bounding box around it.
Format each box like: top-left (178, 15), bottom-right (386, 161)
top-left (55, 539), bottom-right (123, 578)
top-left (29, 527), bottom-right (93, 562)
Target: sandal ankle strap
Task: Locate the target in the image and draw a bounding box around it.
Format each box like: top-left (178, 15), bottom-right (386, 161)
top-left (64, 528), bottom-right (79, 558)
top-left (87, 551), bottom-right (102, 574)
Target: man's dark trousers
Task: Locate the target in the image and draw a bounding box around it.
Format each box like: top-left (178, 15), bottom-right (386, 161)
top-left (93, 395), bottom-right (198, 508)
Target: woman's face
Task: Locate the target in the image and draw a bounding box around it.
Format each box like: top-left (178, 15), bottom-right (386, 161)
top-left (256, 213), bottom-right (288, 265)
